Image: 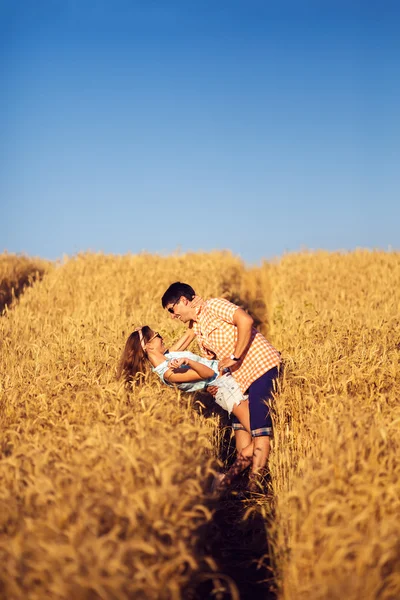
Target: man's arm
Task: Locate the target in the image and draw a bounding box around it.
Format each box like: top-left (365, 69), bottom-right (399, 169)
top-left (218, 308), bottom-right (253, 372)
top-left (169, 325), bottom-right (196, 352)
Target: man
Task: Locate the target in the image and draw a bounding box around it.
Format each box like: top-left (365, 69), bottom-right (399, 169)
top-left (161, 282), bottom-right (281, 490)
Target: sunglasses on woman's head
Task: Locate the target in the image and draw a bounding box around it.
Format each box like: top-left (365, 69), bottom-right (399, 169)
top-left (146, 332), bottom-right (161, 344)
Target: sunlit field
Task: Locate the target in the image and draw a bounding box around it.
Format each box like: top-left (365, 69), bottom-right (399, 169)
top-left (1, 250), bottom-right (399, 599)
top-left (266, 251), bottom-right (400, 600)
top-left (0, 253), bottom-right (51, 314)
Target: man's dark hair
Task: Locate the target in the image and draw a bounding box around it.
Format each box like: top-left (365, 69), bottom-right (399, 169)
top-left (161, 282), bottom-right (196, 308)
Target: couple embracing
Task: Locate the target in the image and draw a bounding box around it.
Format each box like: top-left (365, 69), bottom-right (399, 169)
top-left (118, 282), bottom-right (281, 493)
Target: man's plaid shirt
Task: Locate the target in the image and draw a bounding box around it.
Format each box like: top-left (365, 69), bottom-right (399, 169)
top-left (192, 297), bottom-right (281, 394)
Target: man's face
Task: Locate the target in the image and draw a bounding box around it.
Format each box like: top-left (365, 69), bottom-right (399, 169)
top-left (165, 296), bottom-right (192, 323)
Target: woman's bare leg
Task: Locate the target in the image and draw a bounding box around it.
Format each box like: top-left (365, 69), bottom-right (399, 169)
top-left (214, 404), bottom-right (253, 492)
top-left (216, 453), bottom-right (252, 491)
top-left (231, 399), bottom-right (253, 474)
top-left (234, 429), bottom-right (252, 453)
top-left (232, 399), bottom-right (251, 434)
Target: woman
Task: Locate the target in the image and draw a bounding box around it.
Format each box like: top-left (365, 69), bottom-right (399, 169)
top-left (118, 326), bottom-right (254, 491)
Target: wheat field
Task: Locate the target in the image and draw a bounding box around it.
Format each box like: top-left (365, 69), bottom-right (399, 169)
top-left (0, 253), bottom-right (51, 314)
top-left (0, 250), bottom-right (399, 599)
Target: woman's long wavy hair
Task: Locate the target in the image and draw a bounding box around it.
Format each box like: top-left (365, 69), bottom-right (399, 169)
top-left (117, 326), bottom-right (153, 384)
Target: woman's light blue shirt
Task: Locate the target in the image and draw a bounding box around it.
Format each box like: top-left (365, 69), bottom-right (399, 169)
top-left (152, 351), bottom-right (218, 392)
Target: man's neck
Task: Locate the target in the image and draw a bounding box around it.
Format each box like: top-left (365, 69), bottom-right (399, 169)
top-left (189, 296), bottom-right (205, 321)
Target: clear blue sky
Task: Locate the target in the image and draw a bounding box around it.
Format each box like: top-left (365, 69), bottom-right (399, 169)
top-left (1, 1), bottom-right (399, 263)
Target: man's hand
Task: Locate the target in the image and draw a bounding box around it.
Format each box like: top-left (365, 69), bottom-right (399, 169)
top-left (218, 357), bottom-right (238, 374)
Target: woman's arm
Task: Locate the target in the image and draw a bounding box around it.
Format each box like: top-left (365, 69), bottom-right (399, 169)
top-left (169, 325), bottom-right (196, 352)
top-left (164, 358), bottom-right (215, 384)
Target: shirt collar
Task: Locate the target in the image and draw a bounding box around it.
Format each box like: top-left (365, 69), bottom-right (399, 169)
top-left (193, 296), bottom-right (205, 320)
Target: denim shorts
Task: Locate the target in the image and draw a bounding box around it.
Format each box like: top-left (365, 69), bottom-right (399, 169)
top-left (231, 366), bottom-right (279, 437)
top-left (213, 373), bottom-right (248, 415)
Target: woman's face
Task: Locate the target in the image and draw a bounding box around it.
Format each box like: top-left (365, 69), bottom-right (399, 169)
top-left (146, 330), bottom-right (166, 354)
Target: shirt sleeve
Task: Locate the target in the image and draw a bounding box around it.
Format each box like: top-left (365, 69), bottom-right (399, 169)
top-left (207, 298), bottom-right (238, 324)
top-left (153, 363), bottom-right (170, 386)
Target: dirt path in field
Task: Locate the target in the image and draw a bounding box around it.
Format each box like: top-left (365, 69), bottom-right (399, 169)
top-left (185, 475), bottom-right (276, 599)
top-left (187, 379), bottom-right (277, 598)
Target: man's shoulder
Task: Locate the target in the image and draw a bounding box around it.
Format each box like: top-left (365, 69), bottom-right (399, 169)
top-left (205, 297), bottom-right (239, 313)
top-left (205, 297), bottom-right (238, 309)
top-left (200, 298), bottom-right (239, 324)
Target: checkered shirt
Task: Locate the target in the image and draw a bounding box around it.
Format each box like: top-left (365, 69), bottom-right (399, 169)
top-left (192, 297), bottom-right (281, 394)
